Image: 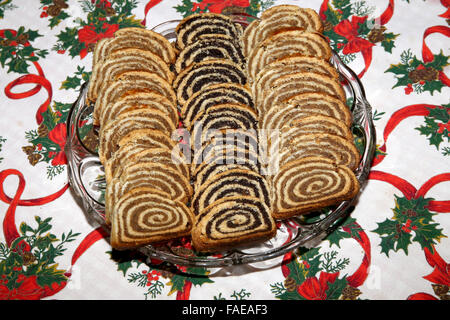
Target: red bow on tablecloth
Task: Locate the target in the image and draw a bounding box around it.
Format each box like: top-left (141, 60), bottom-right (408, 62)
top-left (333, 15), bottom-right (374, 55)
top-left (78, 22), bottom-right (119, 59)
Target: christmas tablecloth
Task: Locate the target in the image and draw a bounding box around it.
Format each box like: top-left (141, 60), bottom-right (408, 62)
top-left (0, 0), bottom-right (449, 301)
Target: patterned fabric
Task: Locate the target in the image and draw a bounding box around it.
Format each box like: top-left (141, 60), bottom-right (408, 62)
top-left (0, 0), bottom-right (449, 300)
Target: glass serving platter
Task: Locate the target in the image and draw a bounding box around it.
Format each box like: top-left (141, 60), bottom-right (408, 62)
top-left (64, 14), bottom-right (376, 268)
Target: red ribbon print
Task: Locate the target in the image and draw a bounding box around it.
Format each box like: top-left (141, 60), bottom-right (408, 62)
top-left (372, 104), bottom-right (438, 167)
top-left (141, 0), bottom-right (163, 26)
top-left (422, 25), bottom-right (450, 87)
top-left (0, 169), bottom-right (110, 299)
top-left (1, 29), bottom-right (52, 125)
top-left (0, 169), bottom-right (69, 247)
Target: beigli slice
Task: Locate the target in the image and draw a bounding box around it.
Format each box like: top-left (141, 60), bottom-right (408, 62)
top-left (190, 103), bottom-right (258, 147)
top-left (88, 48), bottom-right (174, 103)
top-left (173, 59), bottom-right (247, 106)
top-left (97, 109), bottom-right (177, 163)
top-left (93, 27), bottom-right (176, 66)
top-left (271, 156), bottom-right (360, 219)
top-left (175, 13), bottom-right (243, 50)
top-left (261, 92), bottom-right (353, 130)
top-left (243, 5), bottom-right (323, 56)
top-left (103, 128), bottom-right (183, 181)
top-left (247, 30), bottom-right (332, 80)
top-left (192, 162), bottom-right (261, 191)
top-left (120, 162), bottom-right (193, 204)
top-left (110, 187), bottom-right (194, 250)
top-left (267, 133), bottom-right (361, 174)
top-left (181, 83), bottom-right (254, 129)
top-left (190, 168), bottom-right (271, 215)
top-left (100, 91), bottom-right (179, 128)
top-left (252, 55), bottom-right (339, 106)
top-left (191, 129), bottom-right (259, 169)
top-left (191, 196), bottom-right (276, 253)
top-left (191, 144), bottom-right (260, 177)
top-left (94, 71), bottom-right (176, 126)
top-left (174, 34), bottom-right (245, 74)
top-left (280, 115), bottom-right (353, 141)
top-left (258, 72), bottom-right (346, 114)
top-left (105, 146), bottom-right (190, 183)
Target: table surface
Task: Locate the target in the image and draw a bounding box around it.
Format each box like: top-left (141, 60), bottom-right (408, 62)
top-left (0, 0), bottom-right (449, 301)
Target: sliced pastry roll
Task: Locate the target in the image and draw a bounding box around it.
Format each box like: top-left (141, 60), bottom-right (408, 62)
top-left (191, 145), bottom-right (260, 177)
top-left (271, 157), bottom-right (360, 219)
top-left (257, 72), bottom-right (346, 114)
top-left (110, 187), bottom-right (194, 249)
top-left (173, 59), bottom-right (247, 106)
top-left (191, 129), bottom-right (259, 169)
top-left (252, 55), bottom-right (339, 105)
top-left (246, 30), bottom-right (332, 80)
top-left (192, 162), bottom-right (262, 191)
top-left (93, 27), bottom-right (176, 66)
top-left (175, 34), bottom-right (245, 74)
top-left (175, 13), bottom-right (243, 50)
top-left (180, 83), bottom-right (254, 129)
top-left (94, 71), bottom-right (176, 126)
top-left (88, 48), bottom-right (174, 103)
top-left (267, 132), bottom-right (361, 174)
top-left (261, 92), bottom-right (353, 130)
top-left (243, 5), bottom-right (323, 56)
top-left (190, 103), bottom-right (258, 147)
top-left (120, 162), bottom-right (193, 204)
top-left (104, 146), bottom-right (189, 183)
top-left (100, 91), bottom-right (179, 128)
top-left (98, 109), bottom-right (177, 163)
top-left (191, 169), bottom-right (271, 214)
top-left (279, 115), bottom-right (353, 140)
top-left (191, 196), bottom-right (276, 252)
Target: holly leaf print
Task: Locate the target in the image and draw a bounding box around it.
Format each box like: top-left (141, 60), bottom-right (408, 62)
top-left (412, 222), bottom-right (446, 251)
top-left (381, 32), bottom-right (398, 53)
top-left (416, 105), bottom-right (450, 151)
top-left (325, 277), bottom-right (348, 300)
top-left (427, 50), bottom-right (449, 71)
top-left (373, 219), bottom-right (403, 256)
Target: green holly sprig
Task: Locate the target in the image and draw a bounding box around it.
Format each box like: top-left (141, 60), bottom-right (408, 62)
top-left (0, 216), bottom-right (80, 290)
top-left (416, 104), bottom-right (450, 155)
top-left (0, 27), bottom-right (48, 74)
top-left (372, 196), bottom-right (446, 257)
top-left (385, 49), bottom-right (449, 95)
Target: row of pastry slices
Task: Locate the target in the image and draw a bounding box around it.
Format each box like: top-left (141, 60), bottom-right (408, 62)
top-left (243, 5), bottom-right (361, 219)
top-left (88, 27), bottom-right (195, 249)
top-left (174, 13), bottom-right (277, 252)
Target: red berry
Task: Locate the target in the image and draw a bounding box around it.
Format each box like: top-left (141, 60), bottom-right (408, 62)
top-left (404, 85), bottom-right (413, 95)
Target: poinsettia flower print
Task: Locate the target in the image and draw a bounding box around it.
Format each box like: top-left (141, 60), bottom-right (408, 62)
top-left (297, 271), bottom-right (339, 300)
